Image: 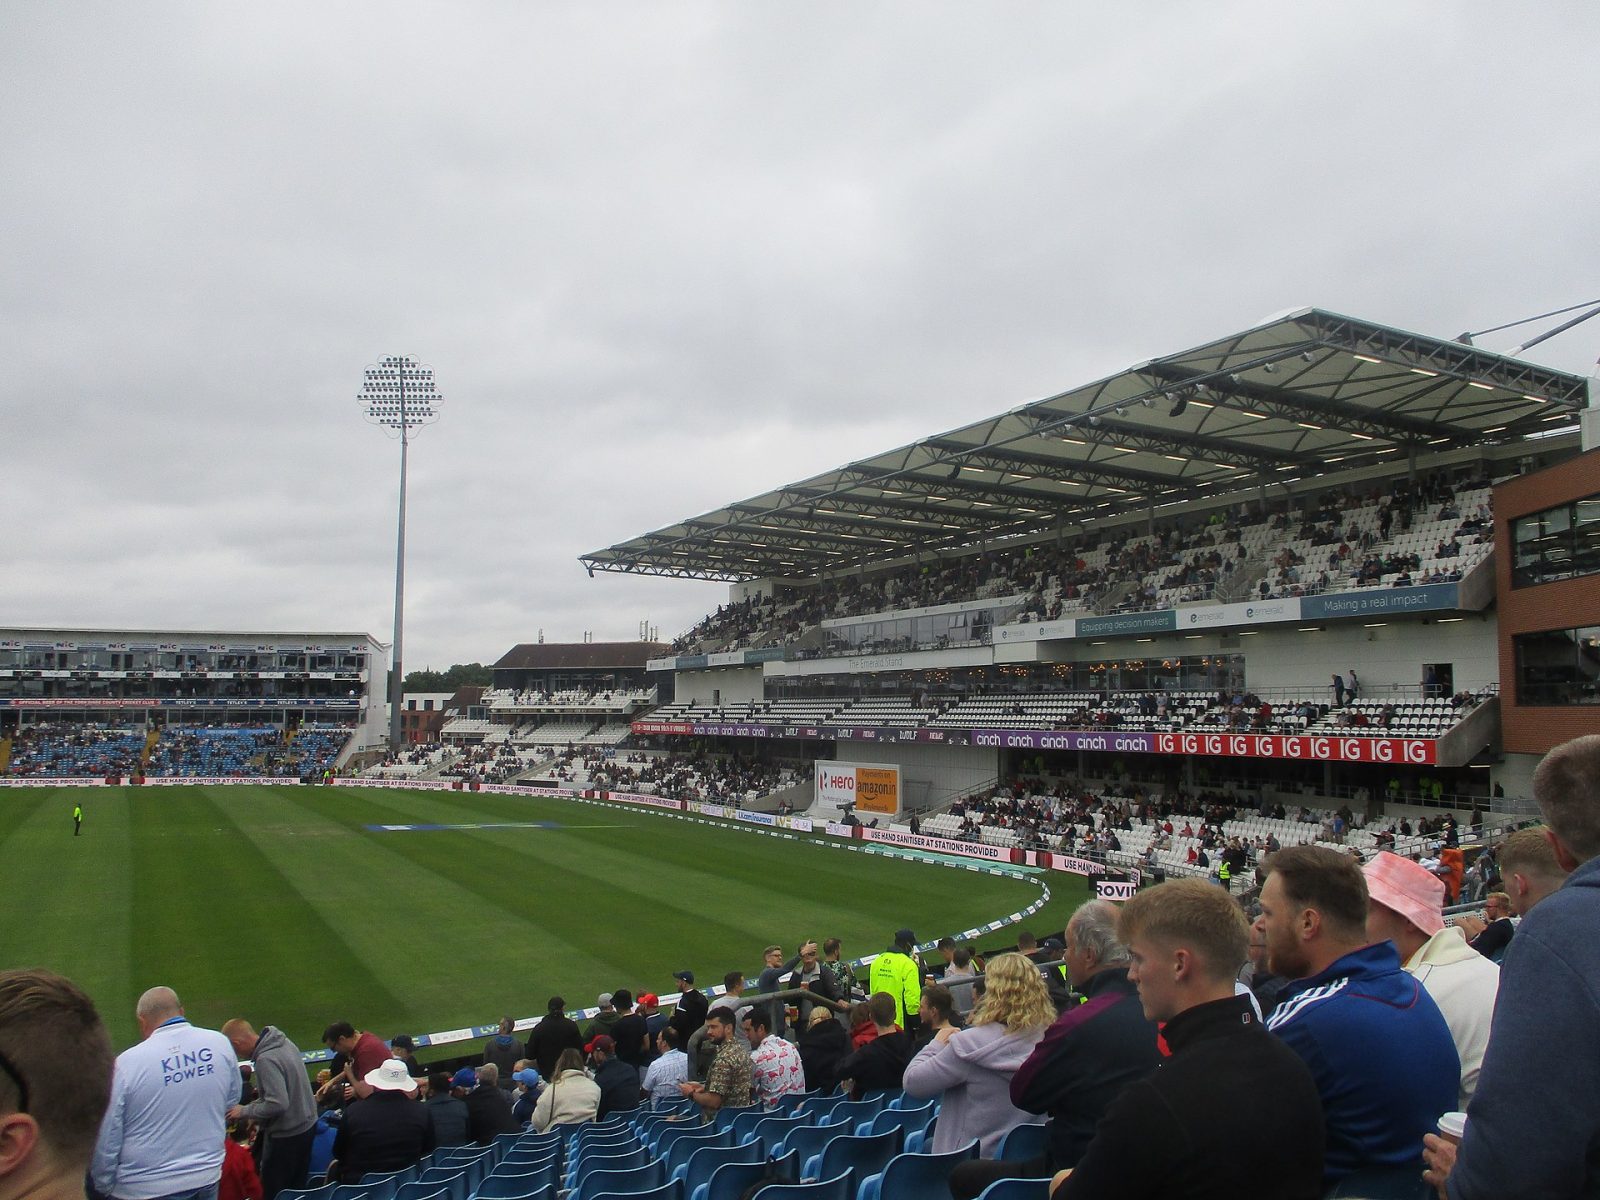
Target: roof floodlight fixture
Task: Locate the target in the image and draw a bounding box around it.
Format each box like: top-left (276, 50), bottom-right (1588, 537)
top-left (358, 355), bottom-right (444, 751)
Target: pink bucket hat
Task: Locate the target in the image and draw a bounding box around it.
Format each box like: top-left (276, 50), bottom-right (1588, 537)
top-left (1363, 851), bottom-right (1445, 936)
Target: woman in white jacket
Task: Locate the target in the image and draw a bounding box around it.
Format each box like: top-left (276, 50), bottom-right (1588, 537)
top-left (902, 952), bottom-right (1053, 1155)
top-left (531, 1049), bottom-right (602, 1132)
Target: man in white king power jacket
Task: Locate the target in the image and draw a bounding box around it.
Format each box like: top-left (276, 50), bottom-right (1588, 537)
top-left (91, 986), bottom-right (238, 1200)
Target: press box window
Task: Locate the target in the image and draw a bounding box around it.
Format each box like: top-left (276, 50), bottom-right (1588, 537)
top-left (1514, 626), bottom-right (1600, 706)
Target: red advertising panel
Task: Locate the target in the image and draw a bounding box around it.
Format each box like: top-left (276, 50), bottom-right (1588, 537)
top-left (1152, 732), bottom-right (1436, 765)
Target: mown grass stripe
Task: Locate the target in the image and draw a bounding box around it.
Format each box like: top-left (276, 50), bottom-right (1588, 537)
top-left (0, 785), bottom-right (1085, 1057)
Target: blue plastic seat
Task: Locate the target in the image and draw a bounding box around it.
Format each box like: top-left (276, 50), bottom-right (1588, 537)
top-left (574, 1123), bottom-right (638, 1153)
top-left (771, 1090), bottom-right (820, 1115)
top-left (568, 1146), bottom-right (648, 1189)
top-left (328, 1186), bottom-right (373, 1200)
top-left (572, 1160), bottom-right (666, 1200)
top-left (975, 1179), bottom-right (1052, 1200)
top-left (689, 1150), bottom-right (798, 1200)
top-left (775, 1120), bottom-right (851, 1166)
top-left (413, 1169), bottom-right (469, 1200)
top-left (744, 1113), bottom-right (808, 1157)
top-left (662, 1126), bottom-right (731, 1176)
top-left (360, 1168), bottom-right (417, 1195)
top-left (817, 1098), bottom-right (883, 1129)
top-left (903, 1118), bottom-right (935, 1155)
top-left (857, 1141), bottom-right (980, 1200)
top-left (653, 1120), bottom-right (725, 1159)
top-left (497, 1147), bottom-right (560, 1174)
top-left (476, 1166), bottom-right (556, 1197)
top-left (391, 1185), bottom-right (447, 1200)
top-left (589, 1180), bottom-right (682, 1200)
top-left (279, 1185), bottom-right (337, 1200)
top-left (727, 1107), bottom-right (777, 1144)
top-left (855, 1101), bottom-right (936, 1140)
top-left (746, 1170), bottom-right (852, 1200)
top-left (565, 1130), bottom-right (641, 1176)
top-left (801, 1128), bottom-right (901, 1188)
top-left (674, 1139), bottom-right (763, 1190)
top-left (576, 1114), bottom-right (632, 1137)
top-left (473, 1181), bottom-right (555, 1200)
top-left (859, 1090), bottom-right (905, 1107)
top-left (503, 1135), bottom-right (561, 1156)
top-left (712, 1103), bottom-right (763, 1133)
top-left (995, 1122), bottom-right (1048, 1162)
top-left (796, 1095), bottom-right (850, 1121)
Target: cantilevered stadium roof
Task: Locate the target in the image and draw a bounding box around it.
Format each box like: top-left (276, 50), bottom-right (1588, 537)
top-left (581, 308), bottom-right (1591, 582)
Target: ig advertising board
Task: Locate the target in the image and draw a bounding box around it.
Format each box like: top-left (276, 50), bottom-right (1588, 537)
top-left (815, 761), bottom-right (901, 816)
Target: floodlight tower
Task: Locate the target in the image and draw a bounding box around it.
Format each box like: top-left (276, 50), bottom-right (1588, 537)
top-left (359, 356), bottom-right (442, 750)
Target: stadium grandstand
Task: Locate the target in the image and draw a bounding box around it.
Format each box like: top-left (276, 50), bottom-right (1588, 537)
top-left (0, 626), bottom-right (385, 778)
top-left (6, 309), bottom-right (1597, 1200)
top-left (580, 307), bottom-right (1596, 849)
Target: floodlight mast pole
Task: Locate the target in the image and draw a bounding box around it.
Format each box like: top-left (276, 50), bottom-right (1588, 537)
top-left (359, 356), bottom-right (442, 754)
top-left (390, 371), bottom-right (410, 753)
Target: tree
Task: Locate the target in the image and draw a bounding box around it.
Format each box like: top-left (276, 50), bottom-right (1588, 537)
top-left (402, 663), bottom-right (492, 693)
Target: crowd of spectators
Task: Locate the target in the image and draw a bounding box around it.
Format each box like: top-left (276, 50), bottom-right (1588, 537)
top-left (669, 468), bottom-right (1497, 658)
top-left (551, 748), bottom-right (801, 804)
top-left (5, 723), bottom-right (147, 776)
top-left (7, 734), bottom-right (1595, 1200)
top-left (3, 721), bottom-right (351, 779)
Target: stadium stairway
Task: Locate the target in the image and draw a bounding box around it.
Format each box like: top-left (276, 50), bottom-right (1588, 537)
top-left (140, 728), bottom-right (160, 771)
top-left (0, 736), bottom-right (9, 774)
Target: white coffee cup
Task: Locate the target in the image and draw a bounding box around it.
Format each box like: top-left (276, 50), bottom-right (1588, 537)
top-left (1437, 1112), bottom-right (1468, 1145)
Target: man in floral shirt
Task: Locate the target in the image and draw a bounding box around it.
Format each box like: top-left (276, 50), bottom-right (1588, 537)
top-left (742, 1007), bottom-right (806, 1108)
top-left (678, 1009), bottom-right (750, 1114)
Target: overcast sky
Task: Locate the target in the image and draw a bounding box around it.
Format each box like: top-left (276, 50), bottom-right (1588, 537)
top-left (3, 3), bottom-right (1597, 671)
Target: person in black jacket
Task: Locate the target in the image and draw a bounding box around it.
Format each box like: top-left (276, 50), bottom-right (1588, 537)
top-left (833, 992), bottom-right (913, 1099)
top-left (1052, 881), bottom-right (1323, 1199)
top-left (797, 1006), bottom-right (850, 1094)
top-left (526, 996), bottom-right (584, 1081)
top-left (668, 971), bottom-right (708, 1044)
top-left (463, 1064), bottom-right (520, 1143)
top-left (331, 1059), bottom-right (434, 1182)
top-left (424, 1070), bottom-right (470, 1147)
top-left (587, 1034), bottom-right (642, 1118)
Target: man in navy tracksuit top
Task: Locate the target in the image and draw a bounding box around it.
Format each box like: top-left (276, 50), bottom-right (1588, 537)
top-left (1257, 845), bottom-right (1458, 1187)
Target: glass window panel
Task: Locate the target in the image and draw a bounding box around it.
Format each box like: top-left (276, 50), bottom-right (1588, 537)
top-left (1515, 627), bottom-right (1600, 705)
top-left (1573, 499), bottom-right (1600, 577)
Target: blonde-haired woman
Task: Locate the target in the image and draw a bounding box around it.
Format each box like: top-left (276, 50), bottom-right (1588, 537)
top-left (902, 952), bottom-right (1053, 1154)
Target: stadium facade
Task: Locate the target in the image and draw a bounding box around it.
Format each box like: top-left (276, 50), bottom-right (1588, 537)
top-left (582, 308), bottom-right (1597, 815)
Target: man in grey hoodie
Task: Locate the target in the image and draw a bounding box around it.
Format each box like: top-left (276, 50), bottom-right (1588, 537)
top-left (223, 1019), bottom-right (318, 1200)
